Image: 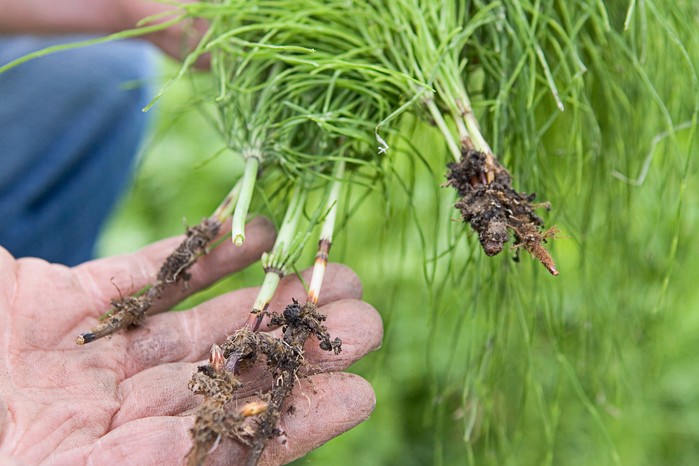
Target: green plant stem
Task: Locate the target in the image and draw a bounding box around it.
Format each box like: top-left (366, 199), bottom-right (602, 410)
top-left (424, 96), bottom-right (461, 162)
top-left (455, 93), bottom-right (494, 157)
top-left (244, 186), bottom-right (308, 330)
top-left (251, 273), bottom-right (281, 315)
top-left (272, 186), bottom-right (308, 258)
top-left (308, 160), bottom-right (345, 304)
top-left (0, 17), bottom-right (183, 75)
top-left (231, 150), bottom-right (261, 246)
top-left (319, 160), bottom-right (345, 244)
top-left (440, 70), bottom-right (497, 176)
top-left (211, 178), bottom-right (243, 224)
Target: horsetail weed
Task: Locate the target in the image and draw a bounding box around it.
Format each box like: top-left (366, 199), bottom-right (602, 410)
top-left (3, 0), bottom-right (697, 464)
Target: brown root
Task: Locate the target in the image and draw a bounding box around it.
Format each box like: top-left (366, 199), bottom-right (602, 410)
top-left (187, 354), bottom-right (245, 466)
top-left (446, 149), bottom-right (559, 276)
top-left (157, 218), bottom-right (222, 285)
top-left (76, 218), bottom-right (222, 345)
top-left (186, 300), bottom-right (341, 466)
top-left (242, 300), bottom-right (341, 466)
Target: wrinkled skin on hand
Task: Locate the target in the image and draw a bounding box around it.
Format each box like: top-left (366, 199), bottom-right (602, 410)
top-left (0, 218), bottom-right (382, 465)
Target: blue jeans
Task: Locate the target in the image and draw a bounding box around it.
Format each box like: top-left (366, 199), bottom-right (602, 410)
top-left (0, 36), bottom-right (157, 265)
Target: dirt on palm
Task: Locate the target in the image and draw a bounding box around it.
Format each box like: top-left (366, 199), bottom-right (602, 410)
top-left (186, 299), bottom-right (342, 466)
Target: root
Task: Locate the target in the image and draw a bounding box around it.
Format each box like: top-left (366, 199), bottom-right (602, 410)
top-left (76, 218), bottom-right (222, 345)
top-left (243, 300), bottom-right (341, 466)
top-left (187, 349), bottom-right (247, 466)
top-left (446, 149), bottom-right (559, 275)
top-left (186, 300), bottom-right (341, 466)
top-left (157, 218), bottom-right (222, 285)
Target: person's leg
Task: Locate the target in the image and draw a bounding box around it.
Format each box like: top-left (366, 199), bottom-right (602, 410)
top-left (0, 36), bottom-right (157, 266)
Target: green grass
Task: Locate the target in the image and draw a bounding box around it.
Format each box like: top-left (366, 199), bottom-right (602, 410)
top-left (98, 3), bottom-right (699, 465)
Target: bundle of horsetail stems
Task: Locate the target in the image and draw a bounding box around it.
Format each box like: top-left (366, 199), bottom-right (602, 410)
top-left (1, 1), bottom-right (584, 464)
top-left (73, 0), bottom-right (559, 338)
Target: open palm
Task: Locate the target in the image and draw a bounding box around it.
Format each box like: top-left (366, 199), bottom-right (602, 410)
top-left (0, 218), bottom-right (382, 465)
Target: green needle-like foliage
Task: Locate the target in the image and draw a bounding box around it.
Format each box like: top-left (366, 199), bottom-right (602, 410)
top-left (142, 1), bottom-right (693, 464)
top-left (4, 0), bottom-right (697, 464)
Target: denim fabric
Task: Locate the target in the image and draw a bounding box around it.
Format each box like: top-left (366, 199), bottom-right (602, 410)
top-left (0, 36), bottom-right (157, 265)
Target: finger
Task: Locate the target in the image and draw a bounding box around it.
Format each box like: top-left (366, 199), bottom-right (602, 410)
top-left (209, 372), bottom-right (376, 466)
top-left (94, 372), bottom-right (374, 466)
top-left (74, 217), bottom-right (276, 314)
top-left (119, 263), bottom-right (362, 377)
top-left (122, 0), bottom-right (210, 67)
top-left (111, 299), bottom-right (382, 428)
top-left (267, 299), bottom-right (383, 374)
top-left (151, 17), bottom-right (211, 69)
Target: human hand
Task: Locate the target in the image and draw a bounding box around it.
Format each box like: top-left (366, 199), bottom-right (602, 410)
top-left (116, 0), bottom-right (209, 65)
top-left (0, 217), bottom-right (382, 465)
top-left (0, 0), bottom-right (208, 65)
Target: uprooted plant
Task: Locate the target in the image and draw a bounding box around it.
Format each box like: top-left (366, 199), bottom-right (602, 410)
top-left (76, 182), bottom-right (240, 344)
top-left (188, 298), bottom-right (342, 466)
top-left (1, 0), bottom-right (576, 463)
top-left (79, 1), bottom-right (561, 462)
top-left (187, 163), bottom-right (346, 465)
top-left (347, 0), bottom-right (559, 274)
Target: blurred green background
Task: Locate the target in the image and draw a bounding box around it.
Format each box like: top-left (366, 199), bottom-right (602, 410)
top-left (98, 5), bottom-right (698, 466)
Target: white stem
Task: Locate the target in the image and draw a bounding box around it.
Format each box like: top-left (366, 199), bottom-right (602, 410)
top-left (308, 160), bottom-right (345, 304)
top-left (231, 152), bottom-right (260, 246)
top-left (252, 272), bottom-right (281, 312)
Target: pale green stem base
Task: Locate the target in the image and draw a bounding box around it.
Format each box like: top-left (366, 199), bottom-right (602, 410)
top-left (231, 153), bottom-right (260, 246)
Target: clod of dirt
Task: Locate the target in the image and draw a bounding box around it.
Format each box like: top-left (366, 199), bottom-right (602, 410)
top-left (186, 300), bottom-right (342, 466)
top-left (76, 218), bottom-right (221, 345)
top-left (446, 149), bottom-right (558, 275)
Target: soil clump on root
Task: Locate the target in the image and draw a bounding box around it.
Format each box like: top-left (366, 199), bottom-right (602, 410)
top-left (187, 299), bottom-right (341, 466)
top-left (76, 218), bottom-right (222, 345)
top-left (446, 149), bottom-right (558, 275)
